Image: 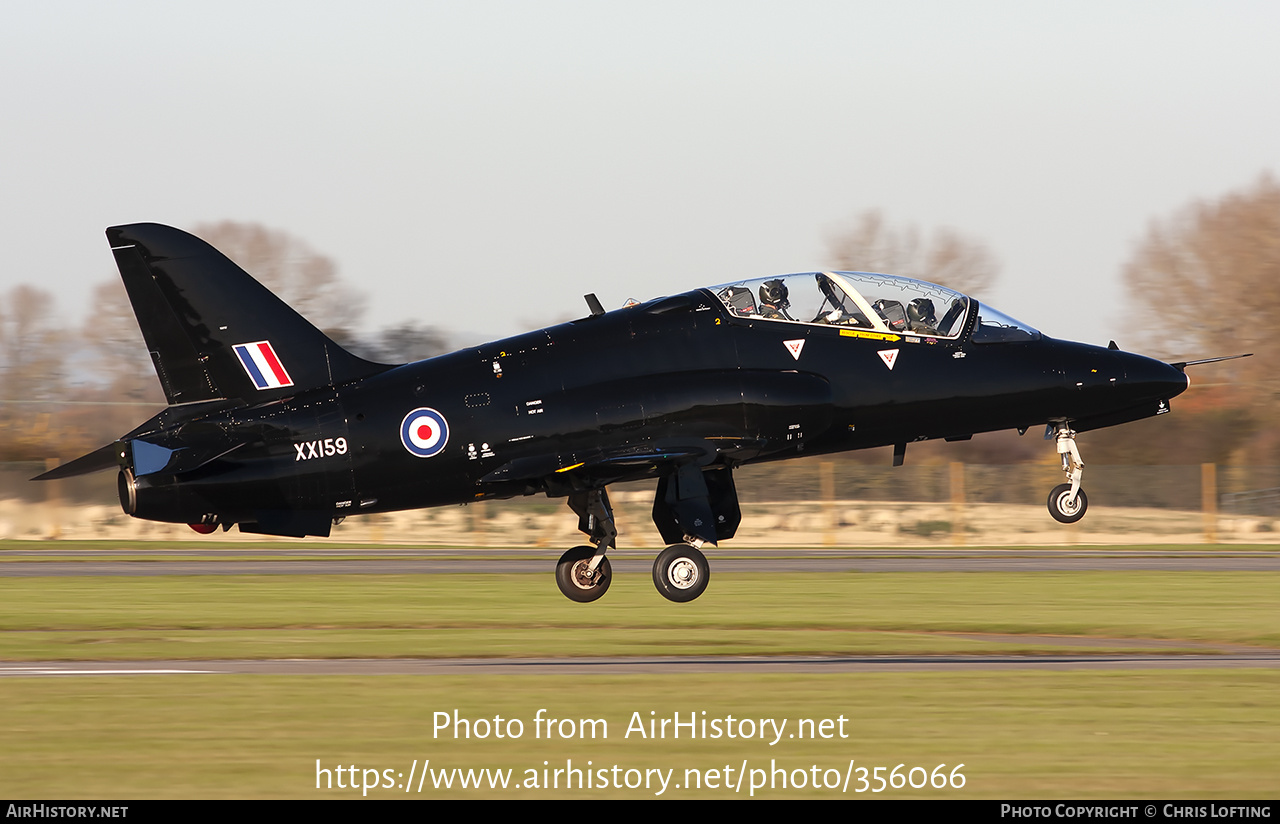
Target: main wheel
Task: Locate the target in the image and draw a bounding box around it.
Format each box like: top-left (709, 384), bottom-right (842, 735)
top-left (555, 546), bottom-right (612, 603)
top-left (1047, 483), bottom-right (1088, 524)
top-left (652, 544), bottom-right (710, 603)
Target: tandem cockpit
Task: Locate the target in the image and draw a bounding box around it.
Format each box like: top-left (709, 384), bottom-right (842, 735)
top-left (710, 271), bottom-right (1040, 344)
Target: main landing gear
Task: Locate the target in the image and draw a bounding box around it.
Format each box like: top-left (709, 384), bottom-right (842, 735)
top-left (555, 489), bottom-right (615, 603)
top-left (1047, 423), bottom-right (1088, 524)
top-left (555, 467), bottom-right (738, 604)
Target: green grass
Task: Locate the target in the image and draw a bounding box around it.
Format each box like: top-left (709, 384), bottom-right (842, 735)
top-left (0, 571), bottom-right (1277, 660)
top-left (3, 672), bottom-right (1278, 798)
top-left (2, 559), bottom-right (1278, 798)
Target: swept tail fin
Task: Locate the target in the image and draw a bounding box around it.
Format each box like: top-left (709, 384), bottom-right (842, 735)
top-left (108, 223), bottom-right (387, 404)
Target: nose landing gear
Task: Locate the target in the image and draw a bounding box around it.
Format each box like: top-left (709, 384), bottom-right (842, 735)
top-left (1047, 423), bottom-right (1088, 523)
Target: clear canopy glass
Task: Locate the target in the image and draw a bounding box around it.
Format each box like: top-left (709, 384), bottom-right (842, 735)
top-left (710, 272), bottom-right (974, 339)
top-left (970, 304), bottom-right (1041, 343)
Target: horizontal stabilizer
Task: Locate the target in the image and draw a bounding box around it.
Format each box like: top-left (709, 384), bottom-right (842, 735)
top-left (130, 439), bottom-right (248, 477)
top-left (31, 443), bottom-right (123, 481)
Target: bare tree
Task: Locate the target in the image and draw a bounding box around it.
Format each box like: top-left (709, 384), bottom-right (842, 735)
top-left (81, 280), bottom-right (164, 403)
top-left (826, 209), bottom-right (999, 297)
top-left (1124, 173), bottom-right (1280, 375)
top-left (0, 286), bottom-right (70, 458)
top-left (1122, 173), bottom-right (1280, 463)
top-left (346, 320), bottom-right (450, 364)
top-left (0, 285), bottom-right (65, 403)
top-left (192, 221), bottom-right (366, 338)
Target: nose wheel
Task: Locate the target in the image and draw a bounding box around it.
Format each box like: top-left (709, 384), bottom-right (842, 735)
top-left (1047, 483), bottom-right (1088, 523)
top-left (652, 543), bottom-right (710, 603)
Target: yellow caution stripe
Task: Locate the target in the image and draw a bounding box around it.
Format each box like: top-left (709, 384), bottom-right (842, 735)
top-left (839, 329), bottom-right (901, 342)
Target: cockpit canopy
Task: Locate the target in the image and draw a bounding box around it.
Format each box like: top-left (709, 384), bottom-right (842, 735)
top-left (709, 271), bottom-right (1040, 343)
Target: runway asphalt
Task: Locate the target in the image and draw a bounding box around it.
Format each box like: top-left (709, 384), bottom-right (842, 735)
top-left (2, 652), bottom-right (1278, 677)
top-left (2, 546), bottom-right (1278, 576)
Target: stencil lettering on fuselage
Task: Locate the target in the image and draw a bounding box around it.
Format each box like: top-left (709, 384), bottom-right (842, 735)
top-left (294, 437), bottom-right (348, 461)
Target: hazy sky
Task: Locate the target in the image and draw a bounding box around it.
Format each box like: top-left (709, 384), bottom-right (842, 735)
top-left (4, 1), bottom-right (1278, 352)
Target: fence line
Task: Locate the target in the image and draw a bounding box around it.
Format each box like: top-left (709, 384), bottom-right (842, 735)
top-left (6, 460), bottom-right (1279, 545)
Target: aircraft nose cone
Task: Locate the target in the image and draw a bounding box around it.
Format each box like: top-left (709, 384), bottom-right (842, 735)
top-left (1060, 344), bottom-right (1190, 426)
top-left (1121, 352), bottom-right (1190, 402)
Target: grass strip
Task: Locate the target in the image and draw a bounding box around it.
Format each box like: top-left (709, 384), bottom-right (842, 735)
top-left (0, 571), bottom-right (1276, 659)
top-left (2, 671), bottom-right (1277, 798)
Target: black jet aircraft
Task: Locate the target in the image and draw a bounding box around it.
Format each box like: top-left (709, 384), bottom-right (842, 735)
top-left (38, 223), bottom-right (1217, 604)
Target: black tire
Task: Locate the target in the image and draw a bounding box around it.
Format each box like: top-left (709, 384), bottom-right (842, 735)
top-left (555, 546), bottom-right (611, 603)
top-left (1047, 483), bottom-right (1088, 524)
top-left (652, 544), bottom-right (710, 603)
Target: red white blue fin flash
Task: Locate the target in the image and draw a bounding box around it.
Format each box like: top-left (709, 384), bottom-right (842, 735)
top-left (233, 341), bottom-right (294, 390)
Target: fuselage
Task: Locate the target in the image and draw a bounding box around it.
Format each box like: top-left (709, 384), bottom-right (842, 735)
top-left (124, 284), bottom-right (1188, 535)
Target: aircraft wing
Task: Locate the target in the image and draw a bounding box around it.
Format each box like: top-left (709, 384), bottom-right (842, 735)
top-left (479, 437), bottom-right (765, 487)
top-left (477, 367), bottom-right (829, 490)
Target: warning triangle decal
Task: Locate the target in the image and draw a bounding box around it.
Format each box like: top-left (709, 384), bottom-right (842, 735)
top-left (784, 339), bottom-right (805, 360)
top-left (878, 349), bottom-right (899, 370)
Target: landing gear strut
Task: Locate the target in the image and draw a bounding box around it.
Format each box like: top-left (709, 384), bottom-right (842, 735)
top-left (1047, 423), bottom-right (1088, 523)
top-left (556, 489), bottom-right (615, 603)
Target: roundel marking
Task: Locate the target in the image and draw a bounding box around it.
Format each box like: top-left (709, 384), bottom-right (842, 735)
top-left (400, 407), bottom-right (450, 458)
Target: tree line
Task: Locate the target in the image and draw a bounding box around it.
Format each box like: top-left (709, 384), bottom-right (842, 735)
top-left (2, 178), bottom-right (1274, 466)
top-left (0, 222), bottom-right (453, 461)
